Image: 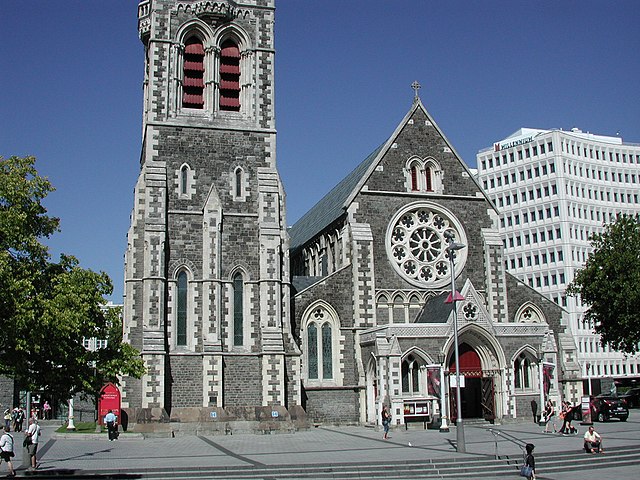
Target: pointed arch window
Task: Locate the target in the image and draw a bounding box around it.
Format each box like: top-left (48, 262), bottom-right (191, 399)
top-left (176, 271), bottom-right (188, 346)
top-left (307, 323), bottom-right (318, 379)
top-left (321, 323), bottom-right (332, 379)
top-left (233, 273), bottom-right (244, 346)
top-left (514, 352), bottom-right (535, 390)
top-left (304, 305), bottom-right (340, 384)
top-left (234, 167), bottom-right (243, 198)
top-left (402, 354), bottom-right (425, 395)
top-left (411, 165), bottom-right (419, 191)
top-left (180, 165), bottom-right (189, 195)
top-left (219, 40), bottom-right (240, 111)
top-left (183, 37), bottom-right (205, 109)
top-left (425, 166), bottom-right (433, 191)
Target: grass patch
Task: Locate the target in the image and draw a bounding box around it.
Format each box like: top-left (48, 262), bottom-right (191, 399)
top-left (55, 421), bottom-right (99, 433)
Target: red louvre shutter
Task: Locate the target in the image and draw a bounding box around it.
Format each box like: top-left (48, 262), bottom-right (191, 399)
top-left (183, 37), bottom-right (204, 108)
top-left (219, 40), bottom-right (240, 111)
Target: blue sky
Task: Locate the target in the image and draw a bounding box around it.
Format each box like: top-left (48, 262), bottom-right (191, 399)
top-left (2, 0), bottom-right (639, 301)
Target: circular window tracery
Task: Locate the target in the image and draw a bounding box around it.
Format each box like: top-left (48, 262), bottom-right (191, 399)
top-left (386, 203), bottom-right (467, 288)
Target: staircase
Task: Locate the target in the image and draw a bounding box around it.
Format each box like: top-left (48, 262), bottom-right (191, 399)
top-left (129, 444), bottom-right (640, 479)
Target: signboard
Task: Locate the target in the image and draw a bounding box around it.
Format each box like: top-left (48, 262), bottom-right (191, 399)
top-left (450, 375), bottom-right (465, 388)
top-left (494, 135), bottom-right (534, 151)
top-left (581, 395), bottom-right (592, 425)
top-left (98, 383), bottom-right (121, 425)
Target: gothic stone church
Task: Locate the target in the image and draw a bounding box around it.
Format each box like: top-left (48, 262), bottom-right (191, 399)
top-left (122, 0), bottom-right (581, 433)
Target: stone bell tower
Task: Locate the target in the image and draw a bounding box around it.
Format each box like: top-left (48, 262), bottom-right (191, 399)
top-left (122, 0), bottom-right (301, 430)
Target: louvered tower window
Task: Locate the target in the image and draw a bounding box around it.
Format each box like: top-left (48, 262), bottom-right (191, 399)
top-left (183, 37), bottom-right (205, 109)
top-left (219, 40), bottom-right (240, 111)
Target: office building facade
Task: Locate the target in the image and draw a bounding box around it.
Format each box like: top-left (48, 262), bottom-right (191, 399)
top-left (477, 128), bottom-right (640, 393)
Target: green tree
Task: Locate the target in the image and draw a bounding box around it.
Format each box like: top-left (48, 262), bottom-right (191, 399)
top-left (567, 214), bottom-right (640, 354)
top-left (0, 155), bottom-right (145, 399)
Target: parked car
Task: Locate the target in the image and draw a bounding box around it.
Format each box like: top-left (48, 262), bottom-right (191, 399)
top-left (590, 395), bottom-right (629, 422)
top-left (619, 387), bottom-right (640, 408)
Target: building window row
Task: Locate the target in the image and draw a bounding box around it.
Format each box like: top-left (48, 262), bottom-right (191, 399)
top-left (505, 249), bottom-right (565, 270)
top-left (504, 228), bottom-right (563, 248)
top-left (563, 161), bottom-right (638, 185)
top-left (566, 183), bottom-right (639, 205)
top-left (493, 184), bottom-right (558, 209)
top-left (297, 229), bottom-right (344, 277)
top-left (481, 141), bottom-right (554, 170)
top-left (501, 207), bottom-right (560, 230)
top-left (482, 162), bottom-right (556, 191)
top-left (561, 141), bottom-right (639, 164)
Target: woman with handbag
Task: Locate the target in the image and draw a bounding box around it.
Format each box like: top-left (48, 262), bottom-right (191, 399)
top-left (520, 443), bottom-right (536, 479)
top-left (0, 425), bottom-right (16, 477)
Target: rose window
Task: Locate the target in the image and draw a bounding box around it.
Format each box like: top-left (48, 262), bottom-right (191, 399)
top-left (386, 203), bottom-right (467, 288)
top-left (463, 302), bottom-right (478, 320)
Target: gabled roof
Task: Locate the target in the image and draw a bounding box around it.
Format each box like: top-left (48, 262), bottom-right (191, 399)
top-left (288, 96), bottom-right (492, 251)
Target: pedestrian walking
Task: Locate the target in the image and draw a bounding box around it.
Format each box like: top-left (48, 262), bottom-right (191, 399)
top-left (104, 410), bottom-right (118, 441)
top-left (43, 401), bottom-right (52, 420)
top-left (25, 417), bottom-right (41, 471)
top-left (381, 405), bottom-right (391, 440)
top-left (520, 443), bottom-right (536, 479)
top-left (542, 399), bottom-right (556, 433)
top-left (3, 409), bottom-right (10, 429)
top-left (14, 408), bottom-right (24, 433)
top-left (0, 425), bottom-right (16, 477)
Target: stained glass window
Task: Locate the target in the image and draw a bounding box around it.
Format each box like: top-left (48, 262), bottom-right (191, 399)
top-left (177, 271), bottom-right (187, 346)
top-left (321, 323), bottom-right (332, 379)
top-left (233, 273), bottom-right (243, 346)
top-left (308, 323), bottom-right (318, 379)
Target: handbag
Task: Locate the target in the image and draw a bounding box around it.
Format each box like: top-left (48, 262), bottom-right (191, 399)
top-left (519, 465), bottom-right (532, 477)
top-left (23, 436), bottom-right (31, 448)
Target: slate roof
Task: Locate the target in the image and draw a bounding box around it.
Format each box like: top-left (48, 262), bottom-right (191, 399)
top-left (288, 143), bottom-right (385, 251)
top-left (291, 275), bottom-right (325, 294)
top-left (414, 292), bottom-right (451, 323)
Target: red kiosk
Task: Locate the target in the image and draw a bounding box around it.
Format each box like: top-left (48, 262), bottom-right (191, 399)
top-left (98, 383), bottom-right (121, 426)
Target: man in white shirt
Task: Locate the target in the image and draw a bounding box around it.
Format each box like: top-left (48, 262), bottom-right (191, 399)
top-left (0, 425), bottom-right (16, 477)
top-left (104, 410), bottom-right (118, 441)
top-left (25, 418), bottom-right (40, 470)
top-left (583, 425), bottom-right (603, 453)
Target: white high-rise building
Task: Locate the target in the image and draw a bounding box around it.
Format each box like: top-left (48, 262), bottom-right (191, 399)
top-left (477, 127), bottom-right (640, 393)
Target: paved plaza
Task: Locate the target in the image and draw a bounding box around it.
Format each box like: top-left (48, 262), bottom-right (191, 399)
top-left (9, 411), bottom-right (640, 479)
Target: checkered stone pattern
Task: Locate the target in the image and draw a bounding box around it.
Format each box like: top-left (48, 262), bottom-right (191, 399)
top-left (482, 227), bottom-right (507, 323)
top-left (263, 354), bottom-right (285, 406)
top-left (351, 223), bottom-right (375, 329)
top-left (143, 354), bottom-right (165, 408)
top-left (122, 0), bottom-right (299, 423)
top-left (203, 355), bottom-right (223, 407)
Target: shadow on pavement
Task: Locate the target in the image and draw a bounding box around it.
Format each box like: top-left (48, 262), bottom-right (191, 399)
top-left (21, 470), bottom-right (142, 478)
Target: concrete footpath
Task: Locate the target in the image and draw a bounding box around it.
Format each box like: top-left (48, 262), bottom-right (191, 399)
top-left (13, 411), bottom-right (640, 479)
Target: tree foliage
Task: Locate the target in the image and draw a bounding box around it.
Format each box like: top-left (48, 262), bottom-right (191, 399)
top-left (0, 156), bottom-right (145, 400)
top-left (567, 214), bottom-right (640, 354)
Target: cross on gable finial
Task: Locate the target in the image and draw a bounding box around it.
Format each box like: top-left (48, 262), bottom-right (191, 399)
top-left (411, 80), bottom-right (421, 100)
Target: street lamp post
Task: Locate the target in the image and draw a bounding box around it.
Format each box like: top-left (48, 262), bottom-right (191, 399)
top-left (586, 362), bottom-right (593, 395)
top-left (67, 398), bottom-right (76, 431)
top-left (445, 233), bottom-right (466, 453)
top-left (538, 352), bottom-right (545, 424)
top-left (437, 353), bottom-right (449, 433)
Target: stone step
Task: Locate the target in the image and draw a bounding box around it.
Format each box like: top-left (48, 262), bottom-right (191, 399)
top-left (107, 444), bottom-right (640, 479)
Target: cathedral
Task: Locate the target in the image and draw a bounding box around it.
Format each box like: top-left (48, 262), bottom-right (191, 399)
top-left (122, 0), bottom-right (581, 433)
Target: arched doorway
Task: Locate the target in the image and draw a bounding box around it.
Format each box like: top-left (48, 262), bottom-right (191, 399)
top-left (449, 343), bottom-right (491, 420)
